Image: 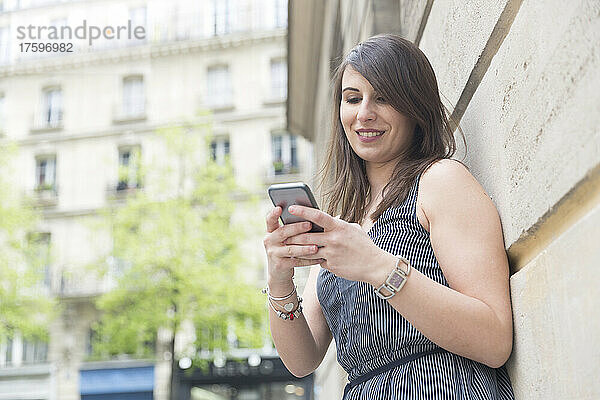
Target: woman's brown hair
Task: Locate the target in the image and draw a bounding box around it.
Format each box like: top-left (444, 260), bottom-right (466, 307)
top-left (318, 34), bottom-right (464, 224)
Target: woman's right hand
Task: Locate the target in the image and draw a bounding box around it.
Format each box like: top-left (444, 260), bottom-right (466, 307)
top-left (263, 206), bottom-right (325, 289)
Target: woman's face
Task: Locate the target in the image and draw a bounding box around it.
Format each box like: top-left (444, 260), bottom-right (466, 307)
top-left (340, 66), bottom-right (416, 165)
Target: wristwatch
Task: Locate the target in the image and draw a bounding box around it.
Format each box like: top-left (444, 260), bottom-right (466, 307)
top-left (374, 255), bottom-right (411, 300)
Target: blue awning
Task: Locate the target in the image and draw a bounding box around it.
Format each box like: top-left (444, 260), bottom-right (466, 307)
top-left (80, 366), bottom-right (154, 395)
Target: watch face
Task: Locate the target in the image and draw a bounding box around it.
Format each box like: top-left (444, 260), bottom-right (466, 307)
top-left (388, 271), bottom-right (405, 288)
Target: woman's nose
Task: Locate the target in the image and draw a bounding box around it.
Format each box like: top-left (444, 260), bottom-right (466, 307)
top-left (356, 99), bottom-right (376, 122)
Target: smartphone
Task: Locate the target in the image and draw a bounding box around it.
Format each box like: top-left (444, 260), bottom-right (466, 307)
top-left (268, 182), bottom-right (324, 232)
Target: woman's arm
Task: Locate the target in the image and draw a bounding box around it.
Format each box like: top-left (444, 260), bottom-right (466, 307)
top-left (392, 159), bottom-right (513, 367)
top-left (286, 160), bottom-right (513, 368)
top-left (263, 207), bottom-right (332, 377)
top-left (267, 266), bottom-right (333, 377)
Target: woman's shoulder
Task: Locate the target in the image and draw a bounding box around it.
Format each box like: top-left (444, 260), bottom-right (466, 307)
top-left (422, 158), bottom-right (470, 181)
top-left (420, 158), bottom-right (480, 193)
top-left (418, 159), bottom-right (492, 228)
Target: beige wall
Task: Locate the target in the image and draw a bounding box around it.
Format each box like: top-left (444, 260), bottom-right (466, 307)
top-left (421, 1), bottom-right (600, 396)
top-left (289, 0), bottom-right (600, 397)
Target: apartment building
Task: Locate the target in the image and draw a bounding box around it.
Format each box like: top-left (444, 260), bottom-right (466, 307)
top-left (0, 0), bottom-right (314, 399)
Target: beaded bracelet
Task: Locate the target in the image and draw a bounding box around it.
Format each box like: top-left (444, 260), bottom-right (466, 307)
top-left (261, 285), bottom-right (297, 301)
top-left (268, 296), bottom-right (303, 321)
top-left (262, 285), bottom-right (303, 320)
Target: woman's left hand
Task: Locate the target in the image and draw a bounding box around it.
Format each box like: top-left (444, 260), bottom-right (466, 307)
top-left (284, 205), bottom-right (385, 284)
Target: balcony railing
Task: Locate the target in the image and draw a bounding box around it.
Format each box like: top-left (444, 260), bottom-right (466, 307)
top-left (106, 181), bottom-right (142, 200)
top-left (32, 184), bottom-right (58, 207)
top-left (264, 163), bottom-right (303, 184)
top-left (57, 269), bottom-right (116, 298)
top-left (30, 110), bottom-right (63, 133)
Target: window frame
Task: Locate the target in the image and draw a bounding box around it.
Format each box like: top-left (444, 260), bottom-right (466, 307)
top-left (41, 87), bottom-right (63, 128)
top-left (271, 133), bottom-right (298, 175)
top-left (206, 64), bottom-right (233, 110)
top-left (270, 58), bottom-right (287, 101)
top-left (121, 75), bottom-right (145, 118)
top-left (210, 135), bottom-right (231, 164)
top-left (35, 154), bottom-right (57, 191)
top-left (212, 0), bottom-right (232, 36)
top-left (117, 145), bottom-right (142, 191)
top-left (0, 93), bottom-right (5, 135)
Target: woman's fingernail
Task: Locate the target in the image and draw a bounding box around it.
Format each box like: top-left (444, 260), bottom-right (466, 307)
top-left (288, 206), bottom-right (295, 213)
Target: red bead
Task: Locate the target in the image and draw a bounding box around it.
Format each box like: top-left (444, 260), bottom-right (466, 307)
top-left (290, 313), bottom-right (294, 320)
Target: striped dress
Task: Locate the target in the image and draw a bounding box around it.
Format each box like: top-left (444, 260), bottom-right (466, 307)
top-left (316, 173), bottom-right (515, 399)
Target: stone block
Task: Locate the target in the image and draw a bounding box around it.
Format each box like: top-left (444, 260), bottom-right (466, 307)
top-left (507, 203), bottom-right (600, 398)
top-left (459, 0), bottom-right (600, 245)
top-left (419, 0), bottom-right (510, 107)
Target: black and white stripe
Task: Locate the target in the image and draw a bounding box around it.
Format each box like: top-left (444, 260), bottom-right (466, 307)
top-left (316, 174), bottom-right (515, 399)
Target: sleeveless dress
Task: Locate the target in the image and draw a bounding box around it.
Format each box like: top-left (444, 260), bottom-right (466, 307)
top-left (316, 173), bottom-right (515, 399)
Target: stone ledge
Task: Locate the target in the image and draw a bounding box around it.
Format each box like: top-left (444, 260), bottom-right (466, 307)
top-left (508, 163), bottom-right (600, 273)
top-left (0, 363), bottom-right (51, 377)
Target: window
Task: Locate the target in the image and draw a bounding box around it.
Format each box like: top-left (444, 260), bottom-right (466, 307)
top-left (32, 232), bottom-right (51, 289)
top-left (210, 136), bottom-right (230, 164)
top-left (290, 134), bottom-right (297, 168)
top-left (271, 133), bottom-right (298, 175)
top-left (263, 0), bottom-right (287, 29)
top-left (0, 93), bottom-right (5, 135)
top-left (270, 59), bottom-right (287, 100)
top-left (22, 339), bottom-right (48, 364)
top-left (4, 338), bottom-right (12, 366)
top-left (274, 0), bottom-right (288, 28)
top-left (174, 2), bottom-right (197, 40)
top-left (35, 155), bottom-right (56, 191)
top-left (41, 87), bottom-right (62, 128)
top-left (122, 76), bottom-right (145, 117)
top-left (0, 336), bottom-right (47, 366)
top-left (206, 65), bottom-right (233, 109)
top-left (117, 146), bottom-right (141, 191)
top-left (212, 0), bottom-right (231, 35)
top-left (0, 26), bottom-right (9, 64)
top-left (128, 7), bottom-right (147, 44)
top-left (85, 328), bottom-right (95, 357)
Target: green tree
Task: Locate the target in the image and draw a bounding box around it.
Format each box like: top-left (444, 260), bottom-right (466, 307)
top-left (91, 124), bottom-right (266, 398)
top-left (0, 141), bottom-right (54, 343)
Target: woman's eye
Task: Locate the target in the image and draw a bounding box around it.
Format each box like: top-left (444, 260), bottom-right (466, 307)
top-left (345, 97), bottom-right (361, 104)
top-left (377, 97), bottom-right (387, 102)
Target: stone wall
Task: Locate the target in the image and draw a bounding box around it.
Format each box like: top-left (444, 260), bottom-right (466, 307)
top-left (289, 0), bottom-right (600, 397)
top-left (420, 1), bottom-right (600, 395)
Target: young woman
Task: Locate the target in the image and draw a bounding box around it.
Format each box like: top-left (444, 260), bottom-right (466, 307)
top-left (263, 34), bottom-right (515, 399)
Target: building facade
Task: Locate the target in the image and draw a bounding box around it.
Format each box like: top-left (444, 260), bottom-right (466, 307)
top-left (0, 0), bottom-right (314, 399)
top-left (288, 0), bottom-right (599, 398)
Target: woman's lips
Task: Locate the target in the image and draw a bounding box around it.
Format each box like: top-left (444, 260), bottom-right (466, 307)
top-left (356, 130), bottom-right (385, 142)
